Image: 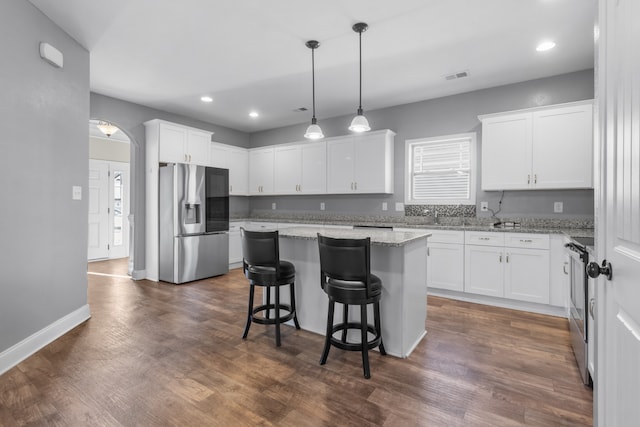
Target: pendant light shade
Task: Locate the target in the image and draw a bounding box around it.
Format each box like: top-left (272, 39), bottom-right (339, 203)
top-left (349, 22), bottom-right (371, 133)
top-left (304, 40), bottom-right (324, 140)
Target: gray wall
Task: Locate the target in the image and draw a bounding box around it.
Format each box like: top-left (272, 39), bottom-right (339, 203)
top-left (89, 93), bottom-right (251, 273)
top-left (0, 0), bottom-right (89, 353)
top-left (249, 69), bottom-right (595, 219)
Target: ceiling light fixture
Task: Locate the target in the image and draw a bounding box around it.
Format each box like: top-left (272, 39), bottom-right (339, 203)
top-left (200, 96), bottom-right (213, 103)
top-left (536, 41), bottom-right (556, 52)
top-left (348, 22), bottom-right (371, 133)
top-left (249, 111), bottom-right (259, 118)
top-left (304, 40), bottom-right (324, 140)
top-left (96, 121), bottom-right (119, 137)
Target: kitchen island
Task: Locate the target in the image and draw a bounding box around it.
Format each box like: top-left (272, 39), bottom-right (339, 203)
top-left (277, 227), bottom-right (430, 358)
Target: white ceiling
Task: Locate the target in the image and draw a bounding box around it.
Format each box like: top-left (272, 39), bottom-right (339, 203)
top-left (30, 0), bottom-right (596, 133)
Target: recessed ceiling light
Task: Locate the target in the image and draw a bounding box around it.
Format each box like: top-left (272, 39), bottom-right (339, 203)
top-left (200, 96), bottom-right (213, 103)
top-left (249, 111), bottom-right (259, 118)
top-left (536, 41), bottom-right (556, 52)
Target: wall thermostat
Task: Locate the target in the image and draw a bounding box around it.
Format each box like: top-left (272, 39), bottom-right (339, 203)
top-left (39, 42), bottom-right (64, 68)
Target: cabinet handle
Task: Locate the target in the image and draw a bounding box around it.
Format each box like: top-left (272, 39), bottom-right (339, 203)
top-left (478, 237), bottom-right (490, 241)
top-left (527, 174), bottom-right (530, 184)
top-left (519, 239), bottom-right (533, 243)
top-left (350, 182), bottom-right (354, 190)
top-left (230, 185), bottom-right (233, 192)
top-left (534, 174), bottom-right (537, 184)
top-left (427, 247), bottom-right (430, 256)
top-left (354, 182), bottom-right (358, 190)
top-left (506, 254), bottom-right (510, 263)
top-left (563, 262), bottom-right (569, 275)
top-left (499, 254), bottom-right (502, 263)
top-left (589, 298), bottom-right (595, 319)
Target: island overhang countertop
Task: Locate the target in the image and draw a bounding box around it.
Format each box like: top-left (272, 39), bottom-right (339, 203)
top-left (278, 226), bottom-right (431, 247)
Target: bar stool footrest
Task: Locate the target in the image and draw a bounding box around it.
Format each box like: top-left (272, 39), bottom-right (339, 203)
top-left (329, 322), bottom-right (382, 352)
top-left (251, 303), bottom-right (295, 325)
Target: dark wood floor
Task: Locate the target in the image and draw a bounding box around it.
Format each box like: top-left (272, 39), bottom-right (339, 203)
top-left (0, 259), bottom-right (592, 426)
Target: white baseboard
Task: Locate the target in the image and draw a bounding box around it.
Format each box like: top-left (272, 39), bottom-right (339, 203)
top-left (0, 304), bottom-right (91, 376)
top-left (428, 289), bottom-right (567, 318)
top-left (131, 269), bottom-right (146, 280)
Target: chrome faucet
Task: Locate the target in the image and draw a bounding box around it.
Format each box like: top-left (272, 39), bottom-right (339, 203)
top-left (423, 208), bottom-right (439, 224)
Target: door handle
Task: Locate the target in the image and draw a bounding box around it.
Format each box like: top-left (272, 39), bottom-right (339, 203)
top-left (587, 260), bottom-right (613, 280)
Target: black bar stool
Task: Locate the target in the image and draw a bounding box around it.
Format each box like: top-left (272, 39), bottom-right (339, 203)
top-left (240, 227), bottom-right (300, 346)
top-left (317, 234), bottom-right (386, 379)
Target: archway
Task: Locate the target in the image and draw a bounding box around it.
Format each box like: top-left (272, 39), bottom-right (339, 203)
top-left (88, 119), bottom-right (133, 275)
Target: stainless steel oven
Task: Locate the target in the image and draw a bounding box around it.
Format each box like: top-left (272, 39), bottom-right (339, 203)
top-left (565, 237), bottom-right (593, 386)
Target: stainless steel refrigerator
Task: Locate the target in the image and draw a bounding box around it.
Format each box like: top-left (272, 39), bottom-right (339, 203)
top-left (159, 163), bottom-right (229, 284)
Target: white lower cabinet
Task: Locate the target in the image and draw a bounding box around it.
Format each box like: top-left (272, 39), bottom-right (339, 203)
top-left (464, 232), bottom-right (550, 304)
top-left (229, 222), bottom-right (244, 265)
top-left (426, 230), bottom-right (464, 292)
top-left (503, 247), bottom-right (550, 304)
top-left (465, 244), bottom-right (505, 297)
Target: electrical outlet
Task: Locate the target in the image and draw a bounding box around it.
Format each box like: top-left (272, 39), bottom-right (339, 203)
top-left (480, 201), bottom-right (488, 212)
top-left (320, 202), bottom-right (325, 211)
top-left (382, 202), bottom-right (388, 211)
top-left (554, 201), bottom-right (563, 213)
top-left (395, 202), bottom-right (404, 212)
top-left (272, 202), bottom-right (276, 210)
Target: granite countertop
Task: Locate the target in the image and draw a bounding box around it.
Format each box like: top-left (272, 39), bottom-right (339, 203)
top-left (278, 226), bottom-right (431, 247)
top-left (231, 215), bottom-right (594, 240)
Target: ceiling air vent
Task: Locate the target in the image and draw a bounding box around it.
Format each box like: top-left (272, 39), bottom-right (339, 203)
top-left (444, 70), bottom-right (469, 81)
top-left (293, 107), bottom-right (308, 112)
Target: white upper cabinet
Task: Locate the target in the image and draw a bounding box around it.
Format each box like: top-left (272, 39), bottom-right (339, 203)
top-left (326, 129), bottom-right (395, 194)
top-left (274, 141), bottom-right (327, 194)
top-left (531, 103), bottom-right (593, 189)
top-left (481, 112), bottom-right (532, 190)
top-left (209, 142), bottom-right (249, 195)
top-left (249, 147), bottom-right (274, 195)
top-left (152, 120), bottom-right (212, 165)
top-left (480, 100), bottom-right (593, 190)
top-left (227, 147), bottom-right (249, 196)
top-left (209, 142), bottom-right (228, 169)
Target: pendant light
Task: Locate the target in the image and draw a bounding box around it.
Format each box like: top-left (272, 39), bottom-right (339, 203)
top-left (348, 22), bottom-right (371, 133)
top-left (304, 40), bottom-right (324, 140)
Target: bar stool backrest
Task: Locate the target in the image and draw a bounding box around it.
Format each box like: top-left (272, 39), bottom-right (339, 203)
top-left (317, 234), bottom-right (372, 299)
top-left (240, 228), bottom-right (280, 282)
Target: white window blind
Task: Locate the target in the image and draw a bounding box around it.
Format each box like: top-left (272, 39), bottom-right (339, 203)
top-left (406, 133), bottom-right (476, 204)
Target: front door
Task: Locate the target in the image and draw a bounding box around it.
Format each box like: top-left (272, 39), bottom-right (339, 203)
top-left (87, 159), bottom-right (130, 261)
top-left (88, 160), bottom-right (109, 260)
top-left (595, 0), bottom-right (640, 425)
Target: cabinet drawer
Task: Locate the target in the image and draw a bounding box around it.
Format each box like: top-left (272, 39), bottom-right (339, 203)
top-left (425, 229), bottom-right (464, 244)
top-left (504, 233), bottom-right (549, 249)
top-left (229, 222), bottom-right (245, 232)
top-left (465, 231), bottom-right (504, 246)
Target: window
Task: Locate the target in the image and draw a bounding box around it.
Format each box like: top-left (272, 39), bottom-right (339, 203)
top-left (405, 132), bottom-right (476, 205)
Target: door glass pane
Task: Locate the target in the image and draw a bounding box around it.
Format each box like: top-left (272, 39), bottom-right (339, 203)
top-left (113, 171), bottom-right (123, 247)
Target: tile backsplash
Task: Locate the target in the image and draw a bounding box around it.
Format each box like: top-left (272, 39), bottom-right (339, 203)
top-left (405, 204), bottom-right (476, 218)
